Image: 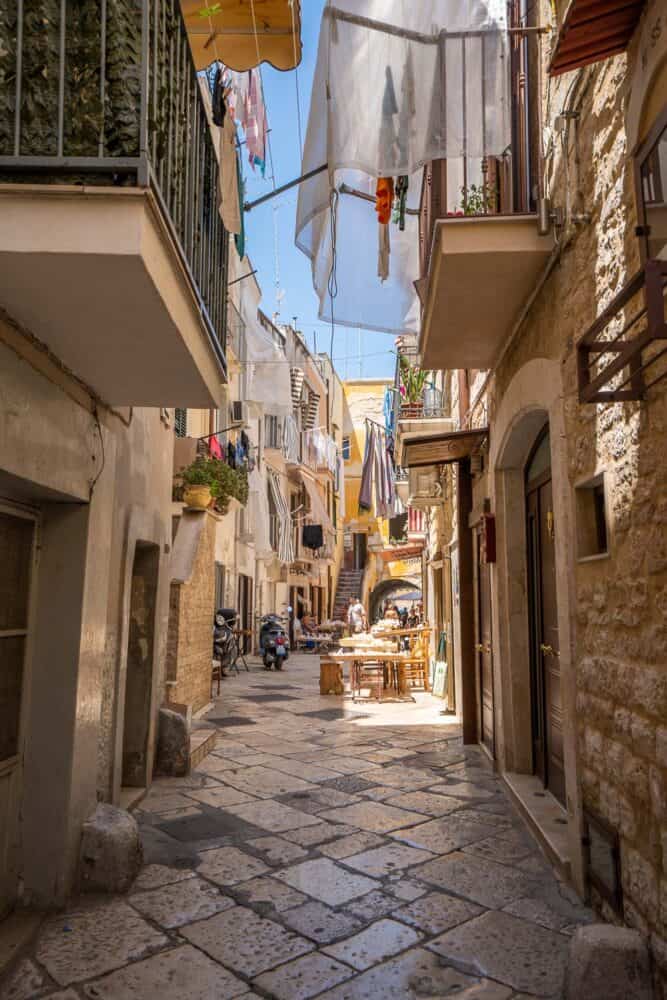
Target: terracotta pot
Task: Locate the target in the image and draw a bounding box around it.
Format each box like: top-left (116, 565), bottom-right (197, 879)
top-left (183, 485), bottom-right (211, 509)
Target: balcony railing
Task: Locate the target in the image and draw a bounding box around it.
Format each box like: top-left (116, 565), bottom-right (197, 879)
top-left (577, 260), bottom-right (667, 403)
top-left (0, 0), bottom-right (228, 361)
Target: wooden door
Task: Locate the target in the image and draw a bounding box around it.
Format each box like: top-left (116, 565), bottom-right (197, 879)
top-left (353, 533), bottom-right (367, 571)
top-left (0, 506), bottom-right (37, 917)
top-left (526, 431), bottom-right (565, 804)
top-left (475, 530), bottom-right (494, 755)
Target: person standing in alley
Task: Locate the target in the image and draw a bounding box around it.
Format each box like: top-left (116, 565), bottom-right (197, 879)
top-left (347, 595), bottom-right (367, 634)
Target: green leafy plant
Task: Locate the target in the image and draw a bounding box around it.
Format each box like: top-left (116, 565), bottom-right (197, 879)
top-left (399, 354), bottom-right (432, 405)
top-left (176, 456), bottom-right (248, 514)
top-left (459, 182), bottom-right (497, 216)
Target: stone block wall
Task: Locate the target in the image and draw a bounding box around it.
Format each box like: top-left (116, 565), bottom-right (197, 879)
top-left (474, 14), bottom-right (667, 993)
top-left (166, 511), bottom-right (217, 714)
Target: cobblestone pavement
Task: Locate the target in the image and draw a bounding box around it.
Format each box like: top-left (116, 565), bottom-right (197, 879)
top-left (6, 655), bottom-right (593, 999)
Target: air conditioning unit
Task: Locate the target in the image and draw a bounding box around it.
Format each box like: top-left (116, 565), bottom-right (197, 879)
top-left (230, 400), bottom-right (249, 426)
top-left (408, 466), bottom-right (444, 509)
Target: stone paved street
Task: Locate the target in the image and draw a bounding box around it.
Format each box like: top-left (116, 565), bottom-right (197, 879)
top-left (6, 656), bottom-right (593, 999)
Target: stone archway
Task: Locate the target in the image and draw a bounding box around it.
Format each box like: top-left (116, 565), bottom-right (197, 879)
top-left (369, 577), bottom-right (421, 623)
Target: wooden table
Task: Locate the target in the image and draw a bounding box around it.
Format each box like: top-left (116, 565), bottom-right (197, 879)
top-left (326, 651), bottom-right (411, 696)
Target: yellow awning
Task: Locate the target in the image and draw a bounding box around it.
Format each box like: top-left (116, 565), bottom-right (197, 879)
top-left (181, 0), bottom-right (302, 72)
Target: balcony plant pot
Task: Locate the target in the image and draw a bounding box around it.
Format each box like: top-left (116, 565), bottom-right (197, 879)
top-left (183, 485), bottom-right (212, 509)
top-left (401, 402), bottom-right (424, 419)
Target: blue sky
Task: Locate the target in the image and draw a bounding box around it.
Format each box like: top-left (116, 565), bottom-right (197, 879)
top-left (239, 1), bottom-right (397, 382)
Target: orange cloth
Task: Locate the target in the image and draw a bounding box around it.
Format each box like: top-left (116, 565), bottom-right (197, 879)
top-left (375, 177), bottom-right (394, 225)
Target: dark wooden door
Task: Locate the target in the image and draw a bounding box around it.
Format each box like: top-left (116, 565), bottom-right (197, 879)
top-left (526, 433), bottom-right (565, 804)
top-left (353, 533), bottom-right (367, 571)
top-left (475, 530), bottom-right (494, 755)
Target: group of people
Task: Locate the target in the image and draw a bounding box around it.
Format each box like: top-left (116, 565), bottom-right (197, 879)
top-left (346, 595), bottom-right (424, 635)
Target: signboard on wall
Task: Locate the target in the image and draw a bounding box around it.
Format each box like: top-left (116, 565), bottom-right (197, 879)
top-left (403, 428), bottom-right (488, 468)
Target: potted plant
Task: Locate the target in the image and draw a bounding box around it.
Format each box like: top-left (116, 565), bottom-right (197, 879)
top-left (211, 463), bottom-right (249, 515)
top-left (399, 355), bottom-right (431, 417)
top-left (179, 456), bottom-right (217, 509)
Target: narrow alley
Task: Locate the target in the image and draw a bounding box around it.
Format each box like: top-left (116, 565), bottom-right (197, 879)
top-left (5, 655), bottom-right (592, 999)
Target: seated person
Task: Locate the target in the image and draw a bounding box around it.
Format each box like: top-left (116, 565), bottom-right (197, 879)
top-left (302, 613), bottom-right (317, 634)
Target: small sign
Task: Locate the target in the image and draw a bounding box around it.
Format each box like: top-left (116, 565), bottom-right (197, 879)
top-left (404, 428), bottom-right (488, 468)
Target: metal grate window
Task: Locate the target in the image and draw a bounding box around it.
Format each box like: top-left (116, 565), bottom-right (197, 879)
top-left (174, 408), bottom-right (187, 438)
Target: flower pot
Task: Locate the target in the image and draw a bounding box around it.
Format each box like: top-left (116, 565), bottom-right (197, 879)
top-left (183, 485), bottom-right (212, 509)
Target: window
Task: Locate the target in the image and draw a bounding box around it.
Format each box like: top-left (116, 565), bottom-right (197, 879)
top-left (264, 414), bottom-right (282, 450)
top-left (174, 408), bottom-right (187, 438)
top-left (575, 474), bottom-right (609, 559)
top-left (638, 108), bottom-right (667, 261)
top-left (342, 436), bottom-right (351, 460)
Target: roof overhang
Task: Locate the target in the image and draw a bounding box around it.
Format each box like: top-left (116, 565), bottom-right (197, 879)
top-left (403, 428), bottom-right (489, 468)
top-left (419, 216), bottom-right (553, 371)
top-left (549, 0), bottom-right (646, 76)
top-left (181, 0), bottom-right (302, 72)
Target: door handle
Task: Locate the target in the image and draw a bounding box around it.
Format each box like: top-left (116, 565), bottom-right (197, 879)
top-left (475, 643), bottom-right (485, 653)
top-left (540, 643), bottom-right (559, 657)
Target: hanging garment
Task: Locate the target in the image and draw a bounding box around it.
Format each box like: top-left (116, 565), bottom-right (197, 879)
top-left (375, 177), bottom-right (394, 225)
top-left (378, 223), bottom-right (390, 282)
top-left (302, 524), bottom-right (324, 550)
top-left (219, 113), bottom-right (242, 235)
top-left (211, 64), bottom-right (226, 126)
top-left (241, 430), bottom-right (250, 453)
top-left (209, 434), bottom-right (223, 460)
top-left (268, 470), bottom-right (294, 564)
top-left (246, 68), bottom-right (267, 174)
top-left (373, 427), bottom-right (389, 517)
top-left (338, 454), bottom-right (346, 519)
top-left (394, 176), bottom-right (409, 231)
top-left (235, 439), bottom-right (245, 465)
top-left (234, 152), bottom-right (246, 257)
top-left (227, 442), bottom-right (236, 468)
top-left (358, 425), bottom-right (375, 512)
top-left (383, 386), bottom-right (395, 433)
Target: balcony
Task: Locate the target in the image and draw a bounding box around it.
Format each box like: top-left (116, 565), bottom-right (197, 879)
top-left (417, 25), bottom-right (554, 372)
top-left (0, 0), bottom-right (228, 407)
top-left (394, 349), bottom-right (453, 465)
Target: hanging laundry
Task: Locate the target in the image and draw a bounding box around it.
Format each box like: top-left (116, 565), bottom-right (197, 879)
top-left (234, 154), bottom-right (246, 257)
top-left (209, 434), bottom-right (223, 460)
top-left (383, 386), bottom-right (395, 433)
top-left (378, 223), bottom-right (390, 282)
top-left (211, 64), bottom-right (227, 127)
top-left (302, 524), bottom-right (324, 550)
top-left (375, 177), bottom-right (394, 225)
top-left (219, 112), bottom-right (242, 236)
top-left (393, 176), bottom-right (409, 231)
top-left (246, 68), bottom-right (267, 175)
top-left (227, 441), bottom-right (236, 469)
top-left (358, 424), bottom-right (375, 511)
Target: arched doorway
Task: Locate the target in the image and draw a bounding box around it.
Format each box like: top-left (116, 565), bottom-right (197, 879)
top-left (369, 578), bottom-right (421, 623)
top-left (525, 424), bottom-right (565, 805)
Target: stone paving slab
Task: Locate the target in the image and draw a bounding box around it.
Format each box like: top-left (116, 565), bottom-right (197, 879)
top-left (318, 831), bottom-right (387, 859)
top-left (35, 901), bottom-right (168, 985)
top-left (274, 858), bottom-right (379, 906)
top-left (247, 835), bottom-right (309, 866)
top-left (235, 875), bottom-right (308, 912)
top-left (222, 798), bottom-right (323, 833)
top-left (280, 900), bottom-right (364, 944)
top-left (282, 821), bottom-right (359, 847)
top-left (131, 863), bottom-right (196, 892)
top-left (129, 875), bottom-right (234, 928)
top-left (197, 846), bottom-right (269, 886)
top-left (218, 765), bottom-right (319, 799)
top-left (253, 951), bottom-right (354, 999)
top-left (318, 801), bottom-right (427, 834)
top-left (181, 904), bottom-right (314, 978)
top-left (415, 852), bottom-right (539, 909)
top-left (324, 918), bottom-right (422, 970)
top-left (427, 909), bottom-right (569, 996)
top-left (342, 842), bottom-right (436, 877)
top-left (393, 890), bottom-right (484, 935)
top-left (184, 786), bottom-right (259, 808)
top-left (384, 789), bottom-right (470, 816)
top-left (316, 947), bottom-right (513, 999)
top-left (345, 889), bottom-right (402, 922)
top-left (81, 944), bottom-right (249, 999)
top-left (390, 810), bottom-right (504, 855)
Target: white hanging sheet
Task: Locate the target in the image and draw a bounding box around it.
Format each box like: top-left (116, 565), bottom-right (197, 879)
top-left (249, 468), bottom-right (273, 561)
top-left (295, 1), bottom-right (510, 334)
top-left (244, 312), bottom-right (292, 411)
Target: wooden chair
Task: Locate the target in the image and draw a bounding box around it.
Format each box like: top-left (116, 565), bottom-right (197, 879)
top-left (211, 658), bottom-right (223, 696)
top-left (353, 659), bottom-right (384, 702)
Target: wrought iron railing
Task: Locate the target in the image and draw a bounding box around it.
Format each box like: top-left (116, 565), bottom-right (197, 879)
top-left (0, 0), bottom-right (228, 363)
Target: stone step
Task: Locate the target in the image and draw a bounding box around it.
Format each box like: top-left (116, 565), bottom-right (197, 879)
top-left (189, 727), bottom-right (217, 771)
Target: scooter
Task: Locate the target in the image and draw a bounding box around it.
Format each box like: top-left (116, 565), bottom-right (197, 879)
top-left (260, 614), bottom-right (289, 670)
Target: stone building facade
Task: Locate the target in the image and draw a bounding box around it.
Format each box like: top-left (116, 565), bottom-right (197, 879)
top-left (404, 0), bottom-right (667, 989)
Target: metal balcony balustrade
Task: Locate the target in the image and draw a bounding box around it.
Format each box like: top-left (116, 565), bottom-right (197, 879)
top-left (577, 259), bottom-right (667, 403)
top-left (0, 0), bottom-right (228, 363)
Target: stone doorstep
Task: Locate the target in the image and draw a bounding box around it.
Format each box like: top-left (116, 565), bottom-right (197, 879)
top-left (189, 728), bottom-right (217, 771)
top-left (502, 771), bottom-right (571, 879)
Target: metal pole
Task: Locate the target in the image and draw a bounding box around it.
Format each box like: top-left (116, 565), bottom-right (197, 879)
top-left (244, 162), bottom-right (328, 212)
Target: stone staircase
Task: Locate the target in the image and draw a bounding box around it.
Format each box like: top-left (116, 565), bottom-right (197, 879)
top-left (332, 569), bottom-right (364, 622)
